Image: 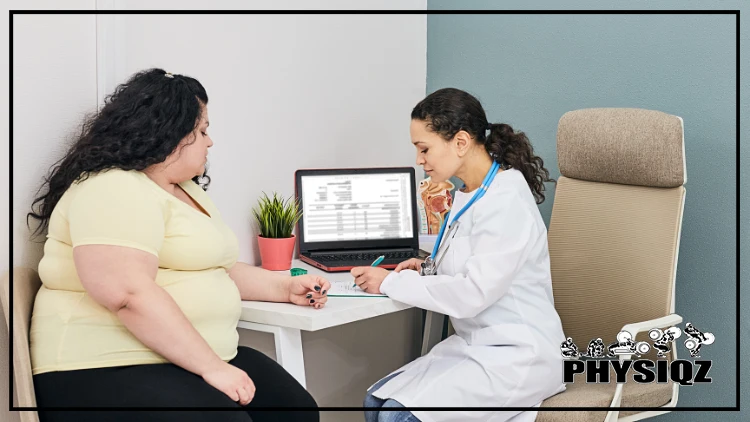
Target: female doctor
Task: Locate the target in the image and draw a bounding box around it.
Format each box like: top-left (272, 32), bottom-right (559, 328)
top-left (351, 88), bottom-right (567, 422)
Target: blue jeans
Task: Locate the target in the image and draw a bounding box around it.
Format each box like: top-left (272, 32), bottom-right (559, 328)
top-left (363, 372), bottom-right (420, 422)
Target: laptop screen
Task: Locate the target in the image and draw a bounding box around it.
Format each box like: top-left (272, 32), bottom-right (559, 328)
top-left (300, 172), bottom-right (413, 242)
top-left (295, 167), bottom-right (419, 253)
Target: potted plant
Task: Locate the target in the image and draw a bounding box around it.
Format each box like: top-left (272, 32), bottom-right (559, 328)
top-left (252, 192), bottom-right (303, 271)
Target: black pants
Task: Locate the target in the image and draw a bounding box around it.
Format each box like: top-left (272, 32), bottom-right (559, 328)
top-left (34, 346), bottom-right (318, 422)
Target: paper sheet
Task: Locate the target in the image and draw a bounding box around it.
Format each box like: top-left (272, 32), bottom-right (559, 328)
top-left (326, 279), bottom-right (387, 297)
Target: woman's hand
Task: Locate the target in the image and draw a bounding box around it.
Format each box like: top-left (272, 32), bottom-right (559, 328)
top-left (287, 274), bottom-right (331, 309)
top-left (394, 258), bottom-right (425, 273)
top-left (350, 267), bottom-right (391, 294)
top-left (201, 361), bottom-right (256, 405)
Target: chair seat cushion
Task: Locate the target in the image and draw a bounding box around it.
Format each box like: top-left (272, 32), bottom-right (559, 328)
top-left (536, 366), bottom-right (673, 422)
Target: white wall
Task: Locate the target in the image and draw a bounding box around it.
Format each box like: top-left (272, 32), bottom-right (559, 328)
top-left (12, 11), bottom-right (99, 270)
top-left (4, 2), bottom-right (99, 421)
top-left (104, 5), bottom-right (427, 265)
top-left (2, 1), bottom-right (15, 413)
top-left (7, 2), bottom-right (426, 421)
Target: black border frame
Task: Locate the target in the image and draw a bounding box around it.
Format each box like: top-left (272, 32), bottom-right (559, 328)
top-left (8, 8), bottom-right (740, 414)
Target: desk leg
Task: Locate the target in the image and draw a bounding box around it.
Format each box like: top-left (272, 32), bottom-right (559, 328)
top-left (237, 322), bottom-right (307, 388)
top-left (274, 327), bottom-right (307, 388)
top-left (421, 311), bottom-right (446, 356)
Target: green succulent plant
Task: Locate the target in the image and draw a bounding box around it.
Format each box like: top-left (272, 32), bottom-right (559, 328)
top-left (252, 192), bottom-right (302, 239)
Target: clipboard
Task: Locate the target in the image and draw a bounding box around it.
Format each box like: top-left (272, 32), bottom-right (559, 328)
top-left (326, 280), bottom-right (387, 298)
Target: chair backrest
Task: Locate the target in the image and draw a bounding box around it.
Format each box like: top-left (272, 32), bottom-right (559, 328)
top-left (1, 267), bottom-right (42, 422)
top-left (548, 108), bottom-right (686, 350)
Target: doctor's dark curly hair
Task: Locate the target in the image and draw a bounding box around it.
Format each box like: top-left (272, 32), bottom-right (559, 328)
top-left (411, 87), bottom-right (555, 204)
top-left (27, 68), bottom-right (210, 236)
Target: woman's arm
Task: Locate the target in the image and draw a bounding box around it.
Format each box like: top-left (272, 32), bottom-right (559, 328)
top-left (357, 190), bottom-right (539, 319)
top-left (74, 244), bottom-right (255, 404)
top-left (75, 244), bottom-right (224, 375)
top-left (227, 262), bottom-right (293, 302)
top-left (227, 262), bottom-right (331, 308)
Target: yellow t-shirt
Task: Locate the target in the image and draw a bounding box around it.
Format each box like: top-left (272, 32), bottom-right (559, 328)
top-left (31, 169), bottom-right (241, 375)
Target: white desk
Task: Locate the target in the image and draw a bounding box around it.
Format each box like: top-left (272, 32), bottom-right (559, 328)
top-left (238, 259), bottom-right (443, 388)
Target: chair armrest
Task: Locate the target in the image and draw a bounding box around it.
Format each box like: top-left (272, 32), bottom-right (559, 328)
top-left (621, 313), bottom-right (683, 336)
top-left (616, 313), bottom-right (683, 363)
top-left (606, 312), bottom-right (683, 417)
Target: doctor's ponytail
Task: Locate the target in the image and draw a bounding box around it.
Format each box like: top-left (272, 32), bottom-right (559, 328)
top-left (485, 122), bottom-right (554, 204)
top-left (411, 87), bottom-right (555, 204)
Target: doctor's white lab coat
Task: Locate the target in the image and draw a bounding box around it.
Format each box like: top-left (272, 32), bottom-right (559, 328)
top-left (373, 168), bottom-right (567, 422)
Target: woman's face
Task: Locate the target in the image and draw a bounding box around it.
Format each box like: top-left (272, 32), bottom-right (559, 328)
top-left (410, 119), bottom-right (461, 184)
top-left (168, 106), bottom-right (213, 180)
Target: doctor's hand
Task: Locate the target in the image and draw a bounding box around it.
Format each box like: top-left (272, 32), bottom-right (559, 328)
top-left (394, 258), bottom-right (425, 273)
top-left (287, 274), bottom-right (330, 310)
top-left (350, 266), bottom-right (390, 294)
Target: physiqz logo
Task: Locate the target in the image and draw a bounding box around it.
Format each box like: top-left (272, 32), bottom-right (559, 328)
top-left (561, 322), bottom-right (715, 386)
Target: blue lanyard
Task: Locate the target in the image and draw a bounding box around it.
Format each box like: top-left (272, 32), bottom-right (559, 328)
top-left (430, 161), bottom-right (500, 258)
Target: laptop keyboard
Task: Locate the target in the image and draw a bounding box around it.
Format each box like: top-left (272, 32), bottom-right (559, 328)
top-left (311, 250), bottom-right (421, 266)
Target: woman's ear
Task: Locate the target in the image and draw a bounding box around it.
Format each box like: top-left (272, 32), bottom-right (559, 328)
top-left (453, 130), bottom-right (472, 157)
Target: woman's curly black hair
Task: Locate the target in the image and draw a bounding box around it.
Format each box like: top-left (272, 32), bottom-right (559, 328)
top-left (27, 68), bottom-right (210, 236)
top-left (411, 87), bottom-right (555, 204)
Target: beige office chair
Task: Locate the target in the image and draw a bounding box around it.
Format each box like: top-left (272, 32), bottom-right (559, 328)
top-left (1, 268), bottom-right (42, 422)
top-left (537, 108), bottom-right (686, 422)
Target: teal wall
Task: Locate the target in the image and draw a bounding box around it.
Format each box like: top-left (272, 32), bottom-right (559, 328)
top-left (426, 1), bottom-right (746, 420)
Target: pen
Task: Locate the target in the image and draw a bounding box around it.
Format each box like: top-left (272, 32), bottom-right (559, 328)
top-left (371, 255), bottom-right (385, 267)
top-left (354, 255), bottom-right (386, 287)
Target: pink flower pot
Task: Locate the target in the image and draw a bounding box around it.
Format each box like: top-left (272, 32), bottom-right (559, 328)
top-left (257, 235), bottom-right (296, 271)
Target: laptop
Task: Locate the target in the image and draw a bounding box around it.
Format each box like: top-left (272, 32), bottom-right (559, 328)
top-left (295, 167), bottom-right (429, 272)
